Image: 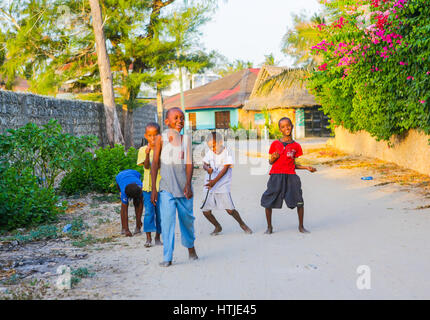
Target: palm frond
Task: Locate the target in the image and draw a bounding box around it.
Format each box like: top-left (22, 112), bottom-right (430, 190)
top-left (255, 67), bottom-right (311, 96)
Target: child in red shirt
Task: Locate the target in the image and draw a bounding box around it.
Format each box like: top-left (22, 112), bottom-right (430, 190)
top-left (260, 117), bottom-right (317, 234)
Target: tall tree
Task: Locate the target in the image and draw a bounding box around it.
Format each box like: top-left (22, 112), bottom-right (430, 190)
top-left (166, 4), bottom-right (215, 111)
top-left (282, 12), bottom-right (326, 68)
top-left (89, 0), bottom-right (124, 146)
top-left (262, 53), bottom-right (278, 66)
top-left (215, 59), bottom-right (254, 77)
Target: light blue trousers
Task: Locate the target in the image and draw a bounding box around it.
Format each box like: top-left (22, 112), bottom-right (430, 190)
top-left (143, 191), bottom-right (161, 234)
top-left (159, 190), bottom-right (195, 262)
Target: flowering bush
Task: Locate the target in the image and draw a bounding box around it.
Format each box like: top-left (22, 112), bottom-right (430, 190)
top-left (309, 0), bottom-right (429, 141)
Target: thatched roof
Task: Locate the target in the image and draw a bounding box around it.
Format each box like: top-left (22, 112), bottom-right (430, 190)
top-left (244, 65), bottom-right (318, 111)
top-left (163, 68), bottom-right (260, 111)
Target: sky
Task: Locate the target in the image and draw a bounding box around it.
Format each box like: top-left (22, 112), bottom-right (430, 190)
top-left (200, 0), bottom-right (323, 67)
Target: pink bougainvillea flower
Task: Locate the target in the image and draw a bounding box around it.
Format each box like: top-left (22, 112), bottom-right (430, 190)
top-left (407, 76), bottom-right (414, 80)
top-left (399, 61), bottom-right (407, 65)
top-left (318, 63), bottom-right (327, 71)
top-left (419, 100), bottom-right (426, 104)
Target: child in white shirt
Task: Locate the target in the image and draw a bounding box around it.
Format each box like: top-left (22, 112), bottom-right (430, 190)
top-left (201, 132), bottom-right (252, 235)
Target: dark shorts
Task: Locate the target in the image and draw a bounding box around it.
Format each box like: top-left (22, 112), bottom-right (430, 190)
top-left (260, 174), bottom-right (304, 209)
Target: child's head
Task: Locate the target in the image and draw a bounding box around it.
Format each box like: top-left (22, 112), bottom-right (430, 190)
top-left (206, 131), bottom-right (224, 152)
top-left (144, 122), bottom-right (160, 146)
top-left (125, 183), bottom-right (142, 208)
top-left (165, 107), bottom-right (184, 132)
top-left (278, 117), bottom-right (293, 137)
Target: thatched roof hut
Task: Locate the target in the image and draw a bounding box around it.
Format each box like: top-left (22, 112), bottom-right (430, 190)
top-left (164, 68), bottom-right (260, 111)
top-left (244, 65), bottom-right (317, 111)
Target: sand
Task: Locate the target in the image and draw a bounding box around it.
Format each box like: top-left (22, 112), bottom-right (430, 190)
top-left (56, 140), bottom-right (430, 300)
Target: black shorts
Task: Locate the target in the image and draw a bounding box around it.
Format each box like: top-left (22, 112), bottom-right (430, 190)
top-left (260, 174), bottom-right (304, 209)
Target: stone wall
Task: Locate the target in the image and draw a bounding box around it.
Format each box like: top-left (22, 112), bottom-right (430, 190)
top-left (0, 90), bottom-right (157, 148)
top-left (331, 126), bottom-right (430, 176)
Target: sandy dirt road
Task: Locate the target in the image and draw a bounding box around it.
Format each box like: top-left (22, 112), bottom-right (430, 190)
top-left (63, 142), bottom-right (430, 300)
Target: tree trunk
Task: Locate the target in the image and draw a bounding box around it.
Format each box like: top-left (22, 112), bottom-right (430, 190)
top-left (178, 66), bottom-right (186, 112)
top-left (89, 0), bottom-right (124, 147)
top-left (156, 87), bottom-right (164, 130)
top-left (122, 104), bottom-right (134, 149)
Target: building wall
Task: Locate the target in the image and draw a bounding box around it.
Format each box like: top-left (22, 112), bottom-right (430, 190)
top-left (0, 90), bottom-right (157, 148)
top-left (186, 108), bottom-right (239, 130)
top-left (332, 126), bottom-right (430, 175)
top-left (238, 108), bottom-right (297, 128)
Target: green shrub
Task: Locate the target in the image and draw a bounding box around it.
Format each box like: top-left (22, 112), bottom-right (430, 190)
top-left (262, 109), bottom-right (282, 139)
top-left (308, 0), bottom-right (430, 141)
top-left (1, 224), bottom-right (59, 243)
top-left (0, 120), bottom-right (96, 231)
top-left (60, 144), bottom-right (144, 195)
top-left (0, 120), bottom-right (98, 189)
top-left (0, 166), bottom-right (66, 231)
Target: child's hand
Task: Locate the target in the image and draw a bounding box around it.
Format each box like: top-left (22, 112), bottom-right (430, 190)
top-left (150, 190), bottom-right (158, 205)
top-left (270, 152), bottom-right (280, 163)
top-left (308, 166), bottom-right (317, 173)
top-left (145, 146), bottom-right (151, 154)
top-left (206, 167), bottom-right (213, 175)
top-left (184, 184), bottom-right (193, 200)
top-left (205, 180), bottom-right (216, 189)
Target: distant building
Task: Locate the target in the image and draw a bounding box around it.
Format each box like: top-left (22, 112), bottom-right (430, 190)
top-left (139, 69), bottom-right (221, 99)
top-left (244, 65), bottom-right (330, 138)
top-left (163, 65), bottom-right (330, 138)
top-left (0, 76), bottom-right (30, 92)
top-left (164, 68), bottom-right (260, 130)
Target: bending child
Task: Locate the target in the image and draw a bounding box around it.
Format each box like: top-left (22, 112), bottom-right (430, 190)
top-left (151, 107), bottom-right (198, 267)
top-left (260, 117), bottom-right (316, 234)
top-left (137, 122), bottom-right (162, 247)
top-left (201, 132), bottom-right (252, 235)
top-left (115, 169), bottom-right (144, 237)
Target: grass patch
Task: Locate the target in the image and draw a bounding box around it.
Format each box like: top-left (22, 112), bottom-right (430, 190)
top-left (93, 194), bottom-right (120, 203)
top-left (72, 235), bottom-right (115, 247)
top-left (70, 267), bottom-right (95, 287)
top-left (0, 225), bottom-right (59, 244)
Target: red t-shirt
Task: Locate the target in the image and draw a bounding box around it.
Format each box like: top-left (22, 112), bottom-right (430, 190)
top-left (269, 140), bottom-right (303, 175)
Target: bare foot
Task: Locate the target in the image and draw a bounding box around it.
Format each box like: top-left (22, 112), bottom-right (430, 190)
top-left (122, 229), bottom-right (132, 237)
top-left (159, 261), bottom-right (172, 267)
top-left (188, 247), bottom-right (198, 260)
top-left (144, 239), bottom-right (152, 248)
top-left (264, 226), bottom-right (273, 234)
top-left (210, 225), bottom-right (222, 236)
top-left (134, 227), bottom-right (142, 235)
top-left (240, 224), bottom-right (253, 234)
top-left (299, 226), bottom-right (310, 233)
top-left (154, 239), bottom-right (163, 246)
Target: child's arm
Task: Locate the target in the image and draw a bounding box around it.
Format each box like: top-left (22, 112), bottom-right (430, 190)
top-left (143, 146), bottom-right (151, 169)
top-left (184, 135), bottom-right (193, 199)
top-left (150, 135), bottom-right (162, 205)
top-left (203, 162), bottom-right (213, 174)
top-left (295, 161), bottom-right (317, 172)
top-left (269, 152), bottom-right (280, 165)
top-left (205, 164), bottom-right (231, 189)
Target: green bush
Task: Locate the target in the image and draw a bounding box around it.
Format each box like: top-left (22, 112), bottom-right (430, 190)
top-left (262, 109), bottom-right (282, 139)
top-left (0, 120), bottom-right (98, 188)
top-left (0, 166), bottom-right (66, 230)
top-left (308, 0), bottom-right (430, 141)
top-left (0, 120), bottom-right (96, 230)
top-left (60, 144), bottom-right (144, 195)
top-left (0, 224), bottom-right (59, 243)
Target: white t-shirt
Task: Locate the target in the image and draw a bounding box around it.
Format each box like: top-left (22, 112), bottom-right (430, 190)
top-left (202, 146), bottom-right (234, 194)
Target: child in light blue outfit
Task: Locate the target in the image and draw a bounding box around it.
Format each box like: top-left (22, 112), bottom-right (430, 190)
top-left (151, 107), bottom-right (198, 267)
